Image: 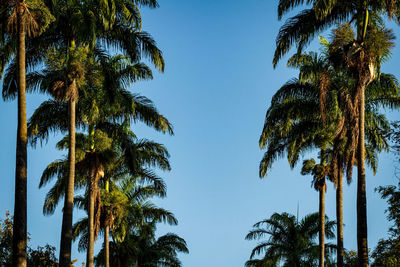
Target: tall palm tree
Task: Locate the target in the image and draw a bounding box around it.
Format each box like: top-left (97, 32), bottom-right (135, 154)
top-left (260, 50), bottom-right (336, 266)
top-left (38, 123), bottom-right (171, 263)
top-left (31, 45), bottom-right (90, 266)
top-left (301, 153), bottom-right (331, 267)
top-left (76, 130), bottom-right (170, 267)
top-left (73, 178), bottom-right (176, 253)
top-left (329, 23), bottom-right (395, 266)
top-left (260, 45), bottom-right (399, 266)
top-left (2, 0), bottom-right (165, 264)
top-left (273, 2), bottom-right (398, 264)
top-left (26, 50), bottom-right (172, 266)
top-left (0, 2), bottom-right (53, 266)
top-left (245, 212), bottom-right (336, 267)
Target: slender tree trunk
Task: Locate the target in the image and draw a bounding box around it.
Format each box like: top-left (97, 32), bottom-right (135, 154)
top-left (336, 161), bottom-right (344, 267)
top-left (319, 182), bottom-right (325, 267)
top-left (12, 2), bottom-right (27, 266)
top-left (87, 125), bottom-right (95, 267)
top-left (357, 84), bottom-right (369, 266)
top-left (87, 169), bottom-right (95, 267)
top-left (355, 8), bottom-right (369, 265)
top-left (104, 225), bottom-right (110, 267)
top-left (104, 178), bottom-right (110, 267)
top-left (59, 99), bottom-right (76, 267)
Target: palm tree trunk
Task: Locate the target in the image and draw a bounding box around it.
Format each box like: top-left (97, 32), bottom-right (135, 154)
top-left (336, 161), bottom-right (344, 267)
top-left (319, 182), bottom-right (325, 267)
top-left (104, 225), bottom-right (110, 267)
top-left (104, 178), bottom-right (110, 267)
top-left (59, 99), bottom-right (76, 267)
top-left (12, 1), bottom-right (27, 266)
top-left (355, 8), bottom-right (370, 265)
top-left (87, 125), bottom-right (95, 267)
top-left (87, 169), bottom-right (95, 267)
top-left (357, 84), bottom-right (369, 266)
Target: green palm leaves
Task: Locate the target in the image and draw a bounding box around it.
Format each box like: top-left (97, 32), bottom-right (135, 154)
top-left (245, 212), bottom-right (336, 267)
top-left (273, 0), bottom-right (397, 67)
top-left (258, 32), bottom-right (399, 265)
top-left (0, 0), bottom-right (185, 266)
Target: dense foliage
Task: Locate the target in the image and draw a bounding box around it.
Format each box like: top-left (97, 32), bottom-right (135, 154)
top-left (0, 212), bottom-right (58, 266)
top-left (245, 212), bottom-right (336, 266)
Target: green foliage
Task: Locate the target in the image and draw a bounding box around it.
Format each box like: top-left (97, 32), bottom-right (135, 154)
top-left (371, 181), bottom-right (400, 265)
top-left (301, 155), bottom-right (329, 191)
top-left (371, 123), bottom-right (400, 263)
top-left (245, 212), bottom-right (336, 266)
top-left (260, 37), bottom-right (398, 181)
top-left (95, 221), bottom-right (188, 267)
top-left (0, 212), bottom-right (58, 266)
top-left (0, 211), bottom-right (12, 266)
top-left (344, 250), bottom-right (358, 267)
top-left (27, 245), bottom-right (58, 267)
top-left (27, 0), bottom-right (55, 35)
top-left (273, 0), bottom-right (398, 67)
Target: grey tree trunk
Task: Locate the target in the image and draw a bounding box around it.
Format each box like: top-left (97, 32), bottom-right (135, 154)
top-left (12, 1), bottom-right (27, 266)
top-left (357, 83), bottom-right (369, 266)
top-left (319, 182), bottom-right (325, 267)
top-left (337, 161), bottom-right (344, 267)
top-left (59, 99), bottom-right (76, 267)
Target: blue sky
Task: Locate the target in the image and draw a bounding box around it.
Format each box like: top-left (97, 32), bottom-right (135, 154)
top-left (1, 0), bottom-right (400, 266)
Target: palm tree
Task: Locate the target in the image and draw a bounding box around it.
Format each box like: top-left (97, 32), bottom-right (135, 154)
top-left (95, 219), bottom-right (188, 267)
top-left (70, 169), bottom-right (180, 267)
top-left (2, 0), bottom-right (165, 264)
top-left (26, 50), bottom-right (172, 266)
top-left (260, 50), bottom-right (337, 266)
top-left (32, 45), bottom-right (90, 267)
top-left (273, 2), bottom-right (398, 264)
top-left (38, 120), bottom-right (171, 262)
top-left (245, 212), bottom-right (336, 267)
top-left (301, 153), bottom-right (331, 267)
top-left (260, 45), bottom-right (399, 266)
top-left (0, 2), bottom-right (53, 266)
top-left (39, 129), bottom-right (171, 263)
top-left (78, 130), bottom-right (170, 267)
top-left (329, 23), bottom-right (395, 266)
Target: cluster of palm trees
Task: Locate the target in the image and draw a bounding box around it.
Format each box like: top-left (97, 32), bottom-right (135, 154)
top-left (254, 0), bottom-right (400, 266)
top-left (1, 0), bottom-right (187, 266)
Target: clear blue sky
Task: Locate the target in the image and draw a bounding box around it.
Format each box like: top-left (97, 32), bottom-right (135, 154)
top-left (1, 0), bottom-right (400, 266)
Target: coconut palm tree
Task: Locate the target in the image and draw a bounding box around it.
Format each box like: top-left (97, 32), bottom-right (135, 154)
top-left (245, 212), bottom-right (336, 267)
top-left (273, 2), bottom-right (398, 264)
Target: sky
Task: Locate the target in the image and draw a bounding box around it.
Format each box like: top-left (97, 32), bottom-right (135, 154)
top-left (1, 0), bottom-right (400, 266)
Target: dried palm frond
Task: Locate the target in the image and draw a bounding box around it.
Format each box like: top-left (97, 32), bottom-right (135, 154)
top-left (7, 0), bottom-right (39, 37)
